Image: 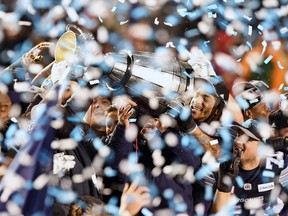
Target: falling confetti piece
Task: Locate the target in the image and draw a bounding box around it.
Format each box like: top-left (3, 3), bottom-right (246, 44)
top-left (154, 17), bottom-right (159, 25)
top-left (246, 41), bottom-right (252, 50)
top-left (277, 61), bottom-right (284, 69)
top-left (120, 20), bottom-right (129, 25)
top-left (163, 22), bottom-right (173, 27)
top-left (264, 55), bottom-right (273, 64)
top-left (242, 15), bottom-right (252, 21)
top-left (248, 25), bottom-right (252, 35)
top-left (261, 40), bottom-right (267, 56)
top-left (166, 42), bottom-right (175, 48)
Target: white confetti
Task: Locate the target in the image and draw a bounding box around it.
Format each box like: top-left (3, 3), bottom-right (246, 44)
top-left (51, 138), bottom-right (78, 150)
top-left (13, 81), bottom-right (32, 93)
top-left (248, 25), bottom-right (252, 36)
top-left (64, 6), bottom-right (79, 22)
top-left (18, 20), bottom-right (32, 26)
top-left (261, 40), bottom-right (267, 56)
top-left (163, 22), bottom-right (173, 27)
top-left (280, 27), bottom-right (288, 35)
top-left (120, 19), bottom-right (129, 25)
top-left (164, 132), bottom-right (178, 147)
top-left (152, 150), bottom-right (165, 167)
top-left (242, 15), bottom-right (252, 21)
top-left (33, 174), bottom-right (49, 190)
top-left (7, 201), bottom-right (22, 215)
top-left (124, 124), bottom-right (138, 142)
top-left (98, 16), bottom-right (103, 23)
top-left (19, 153), bottom-right (34, 166)
top-left (165, 41), bottom-right (175, 48)
top-left (154, 17), bottom-right (159, 25)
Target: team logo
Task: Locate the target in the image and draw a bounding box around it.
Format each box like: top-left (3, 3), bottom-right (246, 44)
top-left (244, 183), bottom-right (252, 190)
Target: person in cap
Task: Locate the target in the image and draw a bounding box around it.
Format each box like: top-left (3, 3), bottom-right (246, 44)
top-left (212, 119), bottom-right (288, 215)
top-left (267, 109), bottom-right (288, 154)
top-left (232, 80), bottom-right (273, 122)
top-left (0, 92), bottom-right (20, 180)
top-left (269, 93), bottom-right (288, 138)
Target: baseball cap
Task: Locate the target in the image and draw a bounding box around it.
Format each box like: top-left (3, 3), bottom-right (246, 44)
top-left (269, 109), bottom-right (288, 130)
top-left (194, 75), bottom-right (229, 103)
top-left (231, 119), bottom-right (262, 141)
top-left (232, 80), bottom-right (269, 110)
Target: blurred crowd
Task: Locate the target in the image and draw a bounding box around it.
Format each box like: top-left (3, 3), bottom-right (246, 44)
top-left (0, 0), bottom-right (288, 215)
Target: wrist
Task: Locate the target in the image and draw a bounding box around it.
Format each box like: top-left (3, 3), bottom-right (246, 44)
top-left (186, 125), bottom-right (198, 134)
top-left (119, 208), bottom-right (132, 216)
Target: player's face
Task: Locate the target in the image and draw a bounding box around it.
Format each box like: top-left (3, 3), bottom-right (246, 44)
top-left (279, 127), bottom-right (288, 137)
top-left (190, 90), bottom-right (217, 123)
top-left (91, 96), bottom-right (111, 126)
top-left (248, 102), bottom-right (271, 120)
top-left (0, 93), bottom-right (12, 129)
top-left (234, 134), bottom-right (260, 164)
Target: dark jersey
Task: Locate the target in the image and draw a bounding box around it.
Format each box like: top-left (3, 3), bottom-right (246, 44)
top-left (233, 151), bottom-right (288, 215)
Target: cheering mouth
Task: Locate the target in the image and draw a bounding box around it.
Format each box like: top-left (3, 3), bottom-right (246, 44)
top-left (191, 104), bottom-right (202, 112)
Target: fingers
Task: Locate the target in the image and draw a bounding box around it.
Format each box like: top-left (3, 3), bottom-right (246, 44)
top-left (123, 183), bottom-right (129, 193)
top-left (128, 99), bottom-right (137, 107)
top-left (126, 178), bottom-right (139, 193)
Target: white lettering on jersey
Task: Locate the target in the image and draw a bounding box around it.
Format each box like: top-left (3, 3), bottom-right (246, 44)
top-left (265, 152), bottom-right (284, 170)
top-left (258, 182), bottom-right (274, 192)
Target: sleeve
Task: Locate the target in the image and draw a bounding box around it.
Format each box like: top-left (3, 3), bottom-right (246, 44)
top-left (106, 123), bottom-right (134, 182)
top-left (279, 154), bottom-right (288, 188)
top-left (163, 128), bottom-right (201, 169)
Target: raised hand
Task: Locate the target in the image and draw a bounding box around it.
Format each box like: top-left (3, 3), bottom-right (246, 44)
top-left (167, 99), bottom-right (197, 133)
top-left (118, 100), bottom-right (137, 127)
top-left (217, 148), bottom-right (242, 193)
top-left (119, 179), bottom-right (151, 216)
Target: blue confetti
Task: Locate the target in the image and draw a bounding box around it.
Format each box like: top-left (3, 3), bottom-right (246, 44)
top-left (163, 188), bottom-right (174, 199)
top-left (93, 137), bottom-right (104, 150)
top-left (183, 71), bottom-right (192, 78)
top-left (70, 126), bottom-right (84, 142)
top-left (204, 40), bottom-right (210, 47)
top-left (264, 55), bottom-right (273, 64)
top-left (246, 41), bottom-right (252, 50)
top-left (104, 167), bottom-right (117, 177)
top-left (141, 208), bottom-right (153, 216)
top-left (236, 176), bottom-right (244, 188)
top-left (184, 29), bottom-right (200, 38)
top-left (207, 4), bottom-right (218, 10)
top-left (130, 6), bottom-right (150, 20)
top-left (175, 202), bottom-right (188, 212)
top-left (105, 203), bottom-right (119, 215)
top-left (277, 61), bottom-right (284, 69)
top-left (195, 165), bottom-right (213, 181)
top-left (263, 170), bottom-right (275, 178)
top-left (12, 193), bottom-right (25, 205)
top-left (204, 185), bottom-right (213, 201)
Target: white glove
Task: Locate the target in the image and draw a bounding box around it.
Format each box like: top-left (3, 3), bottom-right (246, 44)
top-left (53, 152), bottom-right (75, 175)
top-left (188, 47), bottom-right (216, 77)
top-left (51, 60), bottom-right (71, 84)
